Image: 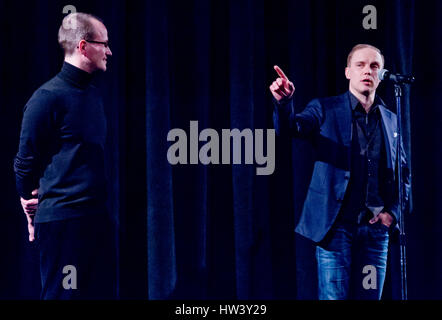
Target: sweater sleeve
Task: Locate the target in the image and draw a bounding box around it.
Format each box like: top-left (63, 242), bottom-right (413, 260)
top-left (14, 89), bottom-right (58, 199)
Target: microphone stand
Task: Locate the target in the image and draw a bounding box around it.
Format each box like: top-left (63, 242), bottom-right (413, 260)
top-left (394, 83), bottom-right (407, 300)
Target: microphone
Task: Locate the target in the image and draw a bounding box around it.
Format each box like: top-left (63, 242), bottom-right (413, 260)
top-left (378, 69), bottom-right (415, 84)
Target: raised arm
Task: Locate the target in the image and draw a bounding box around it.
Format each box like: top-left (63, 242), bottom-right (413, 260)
top-left (270, 65), bottom-right (323, 137)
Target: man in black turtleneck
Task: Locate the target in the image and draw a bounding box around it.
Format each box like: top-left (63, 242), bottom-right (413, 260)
top-left (14, 12), bottom-right (114, 299)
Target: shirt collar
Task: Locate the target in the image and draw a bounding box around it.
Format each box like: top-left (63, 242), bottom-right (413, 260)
top-left (348, 91), bottom-right (384, 113)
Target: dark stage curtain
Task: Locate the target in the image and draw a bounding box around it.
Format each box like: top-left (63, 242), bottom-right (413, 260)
top-left (1, 0), bottom-right (441, 300)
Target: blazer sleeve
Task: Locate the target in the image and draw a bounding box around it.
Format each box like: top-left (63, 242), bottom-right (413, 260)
top-left (387, 136), bottom-right (411, 226)
top-left (273, 97), bottom-right (324, 138)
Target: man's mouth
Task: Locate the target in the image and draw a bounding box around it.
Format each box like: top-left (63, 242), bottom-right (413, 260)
top-left (362, 79), bottom-right (373, 84)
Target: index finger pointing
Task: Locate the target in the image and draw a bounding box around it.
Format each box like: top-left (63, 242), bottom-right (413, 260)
top-left (274, 65), bottom-right (288, 80)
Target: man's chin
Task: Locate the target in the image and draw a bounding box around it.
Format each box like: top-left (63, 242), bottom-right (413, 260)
top-left (95, 64), bottom-right (107, 72)
top-left (357, 86), bottom-right (374, 96)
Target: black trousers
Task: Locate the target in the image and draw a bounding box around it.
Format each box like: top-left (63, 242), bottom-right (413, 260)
top-left (35, 212), bottom-right (116, 300)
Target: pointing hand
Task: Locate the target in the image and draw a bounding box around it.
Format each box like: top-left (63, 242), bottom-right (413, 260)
top-left (269, 65), bottom-right (295, 102)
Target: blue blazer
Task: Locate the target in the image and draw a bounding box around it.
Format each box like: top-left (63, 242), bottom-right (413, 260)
top-left (273, 92), bottom-right (410, 243)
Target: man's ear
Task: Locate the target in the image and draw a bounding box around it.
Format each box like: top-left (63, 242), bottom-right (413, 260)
top-left (345, 67), bottom-right (350, 80)
top-left (78, 40), bottom-right (87, 55)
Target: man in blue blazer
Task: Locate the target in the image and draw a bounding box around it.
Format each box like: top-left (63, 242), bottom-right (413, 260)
top-left (270, 44), bottom-right (410, 300)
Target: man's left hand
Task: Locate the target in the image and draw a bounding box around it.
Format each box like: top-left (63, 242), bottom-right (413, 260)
top-left (20, 189), bottom-right (38, 242)
top-left (369, 212), bottom-right (393, 228)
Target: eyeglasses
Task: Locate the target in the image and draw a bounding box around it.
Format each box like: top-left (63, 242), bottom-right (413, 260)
top-left (85, 39), bottom-right (110, 48)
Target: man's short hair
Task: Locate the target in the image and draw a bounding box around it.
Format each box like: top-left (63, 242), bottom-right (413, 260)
top-left (58, 12), bottom-right (103, 56)
top-left (347, 44), bottom-right (385, 68)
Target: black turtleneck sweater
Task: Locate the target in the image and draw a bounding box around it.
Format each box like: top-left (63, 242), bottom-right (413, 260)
top-left (14, 62), bottom-right (107, 223)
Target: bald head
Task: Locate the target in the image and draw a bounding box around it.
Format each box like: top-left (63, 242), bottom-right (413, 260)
top-left (58, 12), bottom-right (103, 56)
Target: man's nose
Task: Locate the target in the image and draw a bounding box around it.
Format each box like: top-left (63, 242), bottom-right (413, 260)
top-left (363, 65), bottom-right (371, 74)
top-left (106, 47), bottom-right (112, 56)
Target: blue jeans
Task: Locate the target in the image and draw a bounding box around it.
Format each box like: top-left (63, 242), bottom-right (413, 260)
top-left (316, 221), bottom-right (389, 300)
